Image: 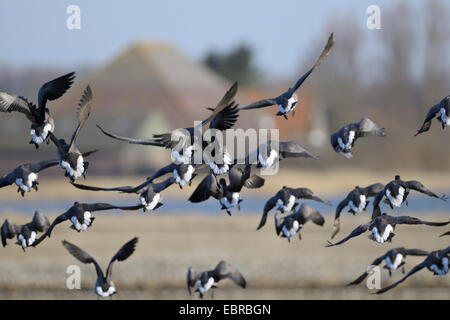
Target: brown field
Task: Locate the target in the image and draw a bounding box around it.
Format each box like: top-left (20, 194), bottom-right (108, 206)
top-left (1, 168), bottom-right (450, 201)
top-left (1, 211), bottom-right (449, 300)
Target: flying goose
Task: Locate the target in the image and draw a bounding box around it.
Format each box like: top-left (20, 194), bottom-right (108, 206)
top-left (188, 164), bottom-right (265, 215)
top-left (414, 95), bottom-right (450, 136)
top-left (1, 211), bottom-right (50, 251)
top-left (246, 140), bottom-right (320, 170)
top-left (326, 213), bottom-right (450, 247)
top-left (257, 186), bottom-right (331, 230)
top-left (376, 246), bottom-right (450, 294)
top-left (371, 175), bottom-right (447, 219)
top-left (97, 82), bottom-right (238, 168)
top-left (146, 162), bottom-right (200, 189)
top-left (274, 204), bottom-right (325, 242)
top-left (187, 260), bottom-right (246, 299)
top-left (48, 85), bottom-right (97, 181)
top-left (70, 177), bottom-right (175, 212)
top-left (331, 183), bottom-right (385, 239)
top-left (347, 247), bottom-right (429, 286)
top-left (62, 237), bottom-right (138, 298)
top-left (0, 72), bottom-right (75, 148)
top-left (238, 33), bottom-right (334, 119)
top-left (32, 202), bottom-right (142, 247)
top-left (0, 159), bottom-right (59, 196)
top-left (330, 118), bottom-right (386, 159)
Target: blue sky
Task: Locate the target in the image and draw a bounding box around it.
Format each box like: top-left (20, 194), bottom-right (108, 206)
top-left (0, 0), bottom-right (422, 77)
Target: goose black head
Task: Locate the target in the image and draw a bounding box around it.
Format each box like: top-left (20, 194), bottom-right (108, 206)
top-left (219, 178), bottom-right (227, 187)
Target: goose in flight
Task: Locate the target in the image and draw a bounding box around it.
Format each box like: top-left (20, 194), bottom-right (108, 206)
top-left (0, 72), bottom-right (75, 148)
top-left (0, 159), bottom-right (59, 196)
top-left (146, 162), bottom-right (200, 189)
top-left (330, 118), bottom-right (386, 159)
top-left (32, 202), bottom-right (142, 247)
top-left (331, 183), bottom-right (385, 239)
top-left (326, 213), bottom-right (450, 247)
top-left (71, 177), bottom-right (175, 212)
top-left (62, 237), bottom-right (138, 298)
top-left (245, 140), bottom-right (319, 170)
top-left (97, 82), bottom-right (238, 172)
top-left (238, 33), bottom-right (334, 119)
top-left (415, 95), bottom-right (450, 136)
top-left (257, 186), bottom-right (331, 230)
top-left (187, 260), bottom-right (246, 299)
top-left (274, 204), bottom-right (325, 242)
top-left (48, 85), bottom-right (98, 181)
top-left (1, 211), bottom-right (50, 251)
top-left (188, 164), bottom-right (265, 215)
top-left (371, 175), bottom-right (447, 219)
top-left (347, 247), bottom-right (429, 286)
top-left (376, 246), bottom-right (450, 294)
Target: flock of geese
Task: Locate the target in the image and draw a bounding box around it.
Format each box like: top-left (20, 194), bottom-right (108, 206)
top-left (0, 32), bottom-right (449, 299)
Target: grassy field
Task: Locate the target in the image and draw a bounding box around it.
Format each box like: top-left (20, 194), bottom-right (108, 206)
top-left (1, 211), bottom-right (449, 300)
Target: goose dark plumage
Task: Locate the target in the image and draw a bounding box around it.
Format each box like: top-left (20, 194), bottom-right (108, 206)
top-left (62, 237), bottom-right (138, 298)
top-left (331, 183), bottom-right (384, 239)
top-left (415, 96), bottom-right (450, 136)
top-left (0, 159), bottom-right (59, 196)
top-left (257, 186), bottom-right (331, 230)
top-left (187, 260), bottom-right (246, 299)
top-left (371, 175), bottom-right (447, 219)
top-left (0, 72), bottom-right (75, 148)
top-left (376, 247), bottom-right (450, 294)
top-left (347, 247), bottom-right (429, 286)
top-left (1, 211), bottom-right (50, 251)
top-left (326, 213), bottom-right (450, 247)
top-left (238, 33), bottom-right (334, 119)
top-left (330, 117), bottom-right (386, 159)
top-left (48, 85), bottom-right (98, 182)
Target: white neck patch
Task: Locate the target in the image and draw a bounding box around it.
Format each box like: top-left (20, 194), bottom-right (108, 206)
top-left (61, 155), bottom-right (84, 179)
top-left (15, 172), bottom-right (38, 192)
top-left (282, 220), bottom-right (300, 238)
top-left (349, 195), bottom-right (366, 213)
top-left (385, 253), bottom-right (404, 270)
top-left (95, 285), bottom-right (116, 297)
top-left (440, 108), bottom-right (450, 125)
top-left (276, 195), bottom-right (296, 213)
top-left (371, 224), bottom-right (393, 243)
top-left (258, 150), bottom-right (278, 169)
top-left (70, 211), bottom-right (92, 231)
top-left (337, 131), bottom-right (355, 151)
top-left (386, 187), bottom-right (405, 207)
top-left (30, 123), bottom-right (52, 145)
top-left (197, 277), bottom-right (215, 294)
top-left (174, 165), bottom-right (195, 187)
top-left (171, 145), bottom-right (194, 164)
top-left (140, 193), bottom-right (161, 211)
top-left (208, 152), bottom-right (232, 175)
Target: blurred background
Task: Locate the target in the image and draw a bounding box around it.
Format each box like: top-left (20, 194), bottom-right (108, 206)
top-left (0, 0), bottom-right (449, 299)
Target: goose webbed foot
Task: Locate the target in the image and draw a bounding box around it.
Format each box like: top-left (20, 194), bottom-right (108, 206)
top-left (402, 266), bottom-right (405, 274)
